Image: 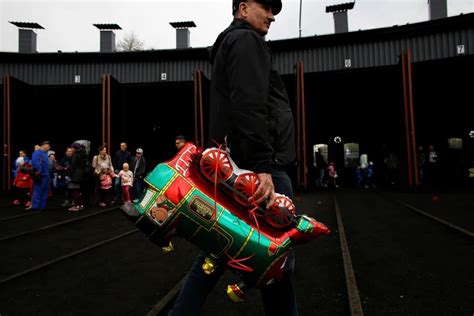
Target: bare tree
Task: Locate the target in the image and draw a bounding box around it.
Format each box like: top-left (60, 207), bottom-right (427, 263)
top-left (117, 31), bottom-right (144, 51)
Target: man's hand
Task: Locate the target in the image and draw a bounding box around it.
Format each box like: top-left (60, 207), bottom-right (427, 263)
top-left (249, 173), bottom-right (276, 209)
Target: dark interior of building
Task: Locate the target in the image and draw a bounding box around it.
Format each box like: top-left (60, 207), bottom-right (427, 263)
top-left (2, 55), bottom-right (473, 188)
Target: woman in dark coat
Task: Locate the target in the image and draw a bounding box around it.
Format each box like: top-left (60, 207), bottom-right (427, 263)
top-left (67, 143), bottom-right (87, 211)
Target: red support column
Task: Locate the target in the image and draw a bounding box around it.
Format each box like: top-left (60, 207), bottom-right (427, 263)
top-left (198, 71), bottom-right (205, 148)
top-left (107, 74), bottom-right (111, 154)
top-left (102, 75), bottom-right (106, 146)
top-left (193, 71), bottom-right (199, 145)
top-left (407, 50), bottom-right (419, 187)
top-left (3, 75), bottom-right (11, 191)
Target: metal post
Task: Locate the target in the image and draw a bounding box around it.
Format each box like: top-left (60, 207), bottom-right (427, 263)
top-left (300, 62), bottom-right (308, 189)
top-left (299, 0), bottom-right (303, 37)
top-left (296, 62), bottom-right (302, 188)
top-left (401, 51), bottom-right (413, 187)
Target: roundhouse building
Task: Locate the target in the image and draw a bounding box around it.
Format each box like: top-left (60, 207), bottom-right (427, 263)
top-left (2, 13), bottom-right (473, 190)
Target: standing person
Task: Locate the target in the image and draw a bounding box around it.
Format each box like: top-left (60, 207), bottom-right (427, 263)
top-left (169, 1), bottom-right (298, 315)
top-left (12, 154), bottom-right (33, 207)
top-left (12, 150), bottom-right (30, 205)
top-left (327, 161), bottom-right (339, 189)
top-left (417, 146), bottom-right (426, 186)
top-left (58, 147), bottom-right (74, 207)
top-left (175, 136), bottom-right (186, 151)
top-left (425, 145), bottom-right (439, 198)
top-left (130, 148), bottom-right (146, 202)
top-left (385, 152), bottom-right (400, 186)
top-left (117, 163), bottom-right (133, 204)
top-left (12, 150), bottom-right (29, 182)
top-left (26, 141), bottom-right (51, 211)
top-left (359, 153), bottom-right (369, 188)
top-left (367, 161), bottom-right (376, 188)
top-left (315, 147), bottom-right (328, 188)
top-left (67, 143), bottom-right (87, 212)
top-left (113, 142), bottom-right (131, 203)
top-left (92, 144), bottom-right (114, 205)
top-left (98, 163), bottom-right (115, 207)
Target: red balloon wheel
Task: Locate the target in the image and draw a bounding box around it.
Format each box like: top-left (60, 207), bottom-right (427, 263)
top-left (200, 149), bottom-right (233, 182)
top-left (277, 195), bottom-right (296, 215)
top-left (233, 173), bottom-right (259, 206)
top-left (264, 197), bottom-right (294, 229)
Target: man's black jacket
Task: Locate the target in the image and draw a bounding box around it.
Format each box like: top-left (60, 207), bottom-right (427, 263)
top-left (209, 19), bottom-right (296, 174)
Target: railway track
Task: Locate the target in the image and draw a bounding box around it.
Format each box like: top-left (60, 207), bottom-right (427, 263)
top-left (0, 206), bottom-right (120, 241)
top-left (1, 189), bottom-right (472, 315)
top-left (0, 206), bottom-right (137, 283)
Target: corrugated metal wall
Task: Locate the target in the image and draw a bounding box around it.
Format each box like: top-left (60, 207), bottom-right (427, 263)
top-left (273, 28), bottom-right (473, 73)
top-left (1, 23), bottom-right (472, 85)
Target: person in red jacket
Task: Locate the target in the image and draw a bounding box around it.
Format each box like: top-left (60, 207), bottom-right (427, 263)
top-left (13, 161), bottom-right (33, 207)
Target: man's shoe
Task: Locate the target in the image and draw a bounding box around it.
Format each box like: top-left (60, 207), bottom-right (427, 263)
top-left (25, 205), bottom-right (33, 210)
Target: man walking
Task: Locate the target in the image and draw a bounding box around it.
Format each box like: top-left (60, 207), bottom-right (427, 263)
top-left (169, 1), bottom-right (298, 315)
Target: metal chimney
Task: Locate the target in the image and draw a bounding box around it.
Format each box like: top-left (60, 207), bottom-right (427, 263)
top-left (326, 2), bottom-right (355, 34)
top-left (9, 22), bottom-right (44, 53)
top-left (428, 0), bottom-right (448, 20)
top-left (93, 23), bottom-right (122, 52)
top-left (170, 21), bottom-right (196, 49)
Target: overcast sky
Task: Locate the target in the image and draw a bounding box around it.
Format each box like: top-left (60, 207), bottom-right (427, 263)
top-left (0, 0), bottom-right (472, 53)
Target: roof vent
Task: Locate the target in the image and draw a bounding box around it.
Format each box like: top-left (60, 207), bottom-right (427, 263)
top-left (428, 0), bottom-right (447, 20)
top-left (9, 21), bottom-right (44, 53)
top-left (326, 2), bottom-right (355, 34)
top-left (93, 23), bottom-right (122, 52)
top-left (170, 21), bottom-right (196, 49)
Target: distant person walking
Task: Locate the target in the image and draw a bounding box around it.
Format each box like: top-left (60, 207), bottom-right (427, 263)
top-left (315, 147), bottom-right (328, 188)
top-left (425, 145), bottom-right (439, 199)
top-left (359, 153), bottom-right (369, 188)
top-left (417, 146), bottom-right (426, 186)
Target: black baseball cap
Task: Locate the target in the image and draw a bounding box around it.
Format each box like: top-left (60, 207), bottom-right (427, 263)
top-left (232, 0), bottom-right (282, 16)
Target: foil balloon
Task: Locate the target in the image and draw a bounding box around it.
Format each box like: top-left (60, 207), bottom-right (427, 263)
top-left (122, 142), bottom-right (330, 302)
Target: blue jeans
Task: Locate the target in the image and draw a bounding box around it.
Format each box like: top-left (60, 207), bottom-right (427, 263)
top-left (315, 168), bottom-right (325, 187)
top-left (134, 178), bottom-right (144, 200)
top-left (114, 171), bottom-right (121, 201)
top-left (169, 168), bottom-right (298, 316)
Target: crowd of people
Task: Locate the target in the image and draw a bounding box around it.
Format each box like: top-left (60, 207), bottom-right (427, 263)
top-left (10, 140), bottom-right (147, 212)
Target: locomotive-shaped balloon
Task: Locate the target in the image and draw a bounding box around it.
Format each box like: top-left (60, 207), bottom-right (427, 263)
top-left (122, 142), bottom-right (330, 302)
